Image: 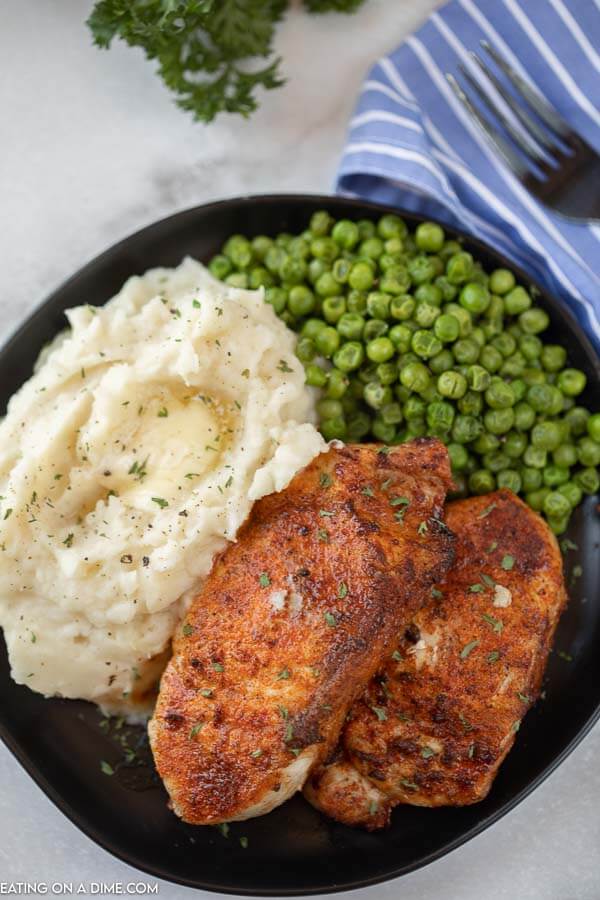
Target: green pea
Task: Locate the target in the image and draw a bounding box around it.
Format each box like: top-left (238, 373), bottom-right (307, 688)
top-left (390, 295), bottom-right (415, 320)
top-left (491, 333), bottom-right (516, 358)
top-left (408, 256), bottom-right (436, 284)
top-left (521, 466), bottom-right (542, 492)
top-left (376, 362), bottom-right (398, 385)
top-left (337, 312), bottom-right (365, 341)
top-left (280, 256), bottom-right (307, 284)
top-left (265, 286), bottom-right (288, 315)
top-left (447, 442), bottom-right (469, 471)
top-left (479, 346), bottom-right (503, 373)
top-left (357, 218), bottom-right (376, 240)
top-left (500, 352), bottom-right (527, 378)
top-left (399, 361), bottom-right (431, 393)
top-left (320, 416), bottom-right (347, 441)
top-left (523, 446), bottom-right (547, 469)
top-left (557, 368), bottom-right (587, 397)
top-left (332, 342), bottom-right (365, 373)
top-left (366, 337), bottom-right (395, 364)
top-left (469, 470), bottom-right (496, 495)
top-left (322, 295), bottom-right (346, 324)
top-left (587, 413), bottom-right (600, 443)
top-left (457, 391), bottom-right (483, 416)
top-left (453, 338), bottom-right (480, 365)
top-left (389, 324), bottom-right (413, 352)
top-left (296, 336), bottom-right (316, 363)
top-left (426, 400), bottom-right (455, 434)
top-left (332, 219), bottom-right (360, 249)
top-left (527, 384), bottom-right (563, 415)
top-left (484, 407), bottom-right (515, 435)
top-left (546, 514), bottom-right (570, 536)
top-left (574, 467), bottom-right (600, 494)
top-left (378, 214), bottom-right (407, 240)
top-left (472, 432), bottom-right (499, 454)
top-left (251, 235), bottom-right (273, 261)
top-left (463, 364), bottom-right (489, 393)
top-left (413, 302), bottom-right (439, 329)
top-left (404, 418), bottom-right (427, 438)
top-left (315, 326), bottom-right (341, 358)
top-left (483, 451), bottom-right (511, 473)
top-left (564, 406), bottom-right (590, 436)
top-left (444, 303), bottom-right (473, 337)
top-left (346, 411), bottom-right (371, 440)
top-left (415, 221), bottom-right (445, 252)
top-left (224, 235), bottom-right (253, 269)
top-left (471, 327), bottom-right (486, 347)
top-left (364, 381), bottom-right (393, 410)
top-left (525, 487), bottom-right (551, 511)
top-left (578, 437), bottom-right (600, 467)
top-left (429, 350), bottom-right (455, 375)
top-left (549, 446), bottom-right (576, 472)
top-left (348, 261), bottom-right (375, 291)
top-left (305, 364), bottom-right (328, 388)
top-left (483, 319), bottom-right (503, 340)
top-left (249, 266), bottom-right (275, 289)
top-left (497, 469), bottom-right (522, 493)
top-left (307, 258), bottom-right (327, 284)
top-left (519, 307), bottom-right (550, 334)
top-left (510, 379), bottom-right (527, 402)
top-left (371, 419), bottom-right (395, 443)
top-left (543, 491), bottom-right (571, 519)
top-left (435, 275), bottom-right (458, 302)
top-left (209, 254), bottom-right (232, 280)
top-left (540, 345), bottom-right (567, 373)
top-left (288, 236), bottom-right (310, 259)
top-left (514, 402), bottom-right (536, 431)
top-left (315, 272), bottom-right (340, 298)
top-left (459, 282), bottom-right (490, 315)
top-left (310, 237), bottom-right (338, 264)
top-left (432, 313), bottom-right (459, 344)
top-left (380, 402), bottom-right (404, 426)
top-left (287, 285), bottom-right (315, 317)
top-left (367, 292), bottom-right (391, 319)
top-left (485, 380), bottom-right (515, 409)
top-left (364, 319), bottom-right (389, 341)
top-left (411, 330), bottom-right (443, 359)
top-left (446, 252), bottom-right (474, 285)
top-left (519, 334), bottom-right (542, 361)
top-left (437, 371), bottom-right (467, 399)
top-left (317, 398), bottom-right (344, 420)
top-left (415, 284), bottom-right (443, 306)
top-left (264, 245), bottom-right (286, 275)
top-left (504, 286), bottom-right (532, 315)
top-left (557, 482), bottom-right (582, 508)
top-left (543, 465), bottom-right (570, 488)
top-left (300, 317), bottom-right (327, 340)
top-left (450, 414), bottom-right (481, 444)
top-left (380, 266), bottom-right (411, 295)
top-left (225, 272), bottom-right (248, 289)
top-left (347, 289), bottom-right (368, 315)
top-left (504, 431), bottom-right (528, 458)
top-left (310, 211), bottom-right (334, 236)
top-left (360, 237), bottom-right (384, 259)
top-left (489, 269), bottom-right (516, 295)
top-left (326, 369), bottom-right (349, 400)
top-left (384, 238), bottom-right (405, 256)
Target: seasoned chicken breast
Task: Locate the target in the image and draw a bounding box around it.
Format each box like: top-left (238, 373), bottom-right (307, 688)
top-left (149, 439), bottom-right (454, 825)
top-left (305, 490), bottom-right (567, 829)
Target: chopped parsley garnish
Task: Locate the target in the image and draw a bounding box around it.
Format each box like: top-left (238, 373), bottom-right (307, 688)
top-left (241, 369), bottom-right (250, 378)
top-left (277, 668), bottom-right (290, 680)
top-left (501, 554), bottom-right (515, 571)
top-left (200, 688), bottom-right (213, 697)
top-left (217, 823), bottom-right (230, 838)
top-left (100, 760), bottom-right (114, 776)
top-left (421, 746), bottom-right (436, 759)
top-left (487, 651), bottom-right (501, 663)
top-left (401, 779), bottom-right (418, 790)
top-left (478, 502), bottom-right (497, 518)
top-left (182, 623), bottom-right (194, 636)
top-left (324, 611), bottom-right (337, 628)
top-left (377, 446), bottom-right (391, 455)
top-left (319, 509), bottom-right (334, 517)
top-left (431, 588), bottom-right (444, 600)
top-left (239, 837), bottom-right (248, 849)
top-left (317, 528), bottom-right (329, 542)
top-left (458, 712), bottom-right (473, 732)
top-left (63, 533), bottom-right (74, 548)
top-left (120, 554), bottom-right (133, 564)
top-left (482, 613), bottom-right (503, 634)
top-left (417, 521), bottom-right (428, 536)
top-left (486, 541), bottom-right (498, 553)
top-left (560, 538), bottom-right (578, 553)
top-left (558, 650), bottom-right (573, 662)
top-left (30, 632), bottom-right (36, 644)
top-left (460, 639), bottom-right (480, 659)
top-left (512, 720), bottom-right (521, 733)
top-left (517, 692), bottom-right (530, 703)
top-left (157, 407), bottom-right (168, 417)
top-left (212, 661), bottom-right (224, 672)
top-left (190, 723), bottom-right (204, 738)
top-left (319, 472), bottom-right (332, 488)
top-left (151, 497), bottom-right (169, 508)
top-left (371, 706), bottom-right (388, 722)
top-left (338, 581), bottom-right (348, 599)
top-left (278, 705), bottom-right (289, 719)
top-left (468, 583), bottom-right (484, 593)
top-left (277, 359), bottom-right (293, 373)
top-left (391, 650), bottom-right (403, 662)
top-left (361, 485), bottom-right (374, 497)
top-left (192, 299), bottom-right (201, 309)
top-left (250, 749), bottom-right (263, 758)
top-left (368, 800), bottom-right (378, 816)
top-left (380, 478), bottom-right (393, 490)
top-left (571, 564), bottom-right (583, 582)
top-left (259, 572), bottom-right (271, 587)
top-left (283, 722), bottom-right (294, 743)
top-left (129, 456), bottom-right (149, 481)
top-left (394, 508), bottom-right (407, 524)
top-left (480, 573), bottom-right (496, 588)
top-left (185, 473), bottom-right (200, 479)
top-left (3, 508), bottom-right (13, 520)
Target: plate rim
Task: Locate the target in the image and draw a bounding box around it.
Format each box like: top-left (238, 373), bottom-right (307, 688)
top-left (1, 191), bottom-right (599, 895)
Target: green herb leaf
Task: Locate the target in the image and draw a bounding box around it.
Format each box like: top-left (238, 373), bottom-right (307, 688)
top-left (100, 760), bottom-right (114, 776)
top-left (259, 572), bottom-right (271, 587)
top-left (157, 407), bottom-right (168, 417)
top-left (487, 650), bottom-right (501, 663)
top-left (324, 611), bottom-right (337, 628)
top-left (151, 497), bottom-right (169, 508)
top-left (371, 706), bottom-right (388, 722)
top-left (361, 485), bottom-right (374, 497)
top-left (421, 746), bottom-right (436, 759)
top-left (478, 502), bottom-right (497, 518)
top-left (277, 359), bottom-right (293, 373)
top-left (319, 472), bottom-right (332, 488)
top-left (212, 661), bottom-right (224, 672)
top-left (190, 723), bottom-right (204, 738)
top-left (501, 554), bottom-right (515, 571)
top-left (200, 688), bottom-right (213, 698)
top-left (239, 836), bottom-right (249, 849)
top-left (338, 581), bottom-right (348, 599)
top-left (63, 533), bottom-right (74, 548)
top-left (182, 623), bottom-right (194, 636)
top-left (277, 667), bottom-right (290, 680)
top-left (460, 639), bottom-right (480, 659)
top-left (417, 521), bottom-right (428, 536)
top-left (391, 650), bottom-right (403, 662)
top-left (250, 749), bottom-right (263, 758)
top-left (482, 613), bottom-right (503, 634)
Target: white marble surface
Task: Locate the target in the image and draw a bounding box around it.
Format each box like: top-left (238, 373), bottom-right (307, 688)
top-left (1, 1), bottom-right (599, 897)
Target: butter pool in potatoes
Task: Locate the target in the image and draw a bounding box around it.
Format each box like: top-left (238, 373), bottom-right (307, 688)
top-left (0, 258), bottom-right (325, 715)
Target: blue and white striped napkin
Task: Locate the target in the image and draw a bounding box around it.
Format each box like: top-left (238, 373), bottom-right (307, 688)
top-left (336, 0), bottom-right (600, 353)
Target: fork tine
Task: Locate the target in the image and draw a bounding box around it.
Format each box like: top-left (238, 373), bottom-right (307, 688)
top-left (446, 73), bottom-right (530, 179)
top-left (481, 40), bottom-right (571, 139)
top-left (469, 52), bottom-right (562, 157)
top-left (458, 59), bottom-right (552, 168)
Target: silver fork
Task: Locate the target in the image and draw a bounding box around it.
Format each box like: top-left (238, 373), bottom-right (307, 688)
top-left (447, 40), bottom-right (600, 223)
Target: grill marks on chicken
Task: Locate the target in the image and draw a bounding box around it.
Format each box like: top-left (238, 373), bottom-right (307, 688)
top-left (149, 439), bottom-right (454, 825)
top-left (304, 490), bottom-right (567, 829)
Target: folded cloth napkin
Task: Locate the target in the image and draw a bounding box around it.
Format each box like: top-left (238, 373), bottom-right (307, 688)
top-left (336, 0), bottom-right (600, 354)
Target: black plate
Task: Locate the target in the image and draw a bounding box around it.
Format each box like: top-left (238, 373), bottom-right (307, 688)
top-left (1, 194), bottom-right (599, 895)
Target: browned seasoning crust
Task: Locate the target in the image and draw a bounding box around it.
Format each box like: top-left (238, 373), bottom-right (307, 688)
top-left (148, 438), bottom-right (454, 824)
top-left (304, 490), bottom-right (567, 829)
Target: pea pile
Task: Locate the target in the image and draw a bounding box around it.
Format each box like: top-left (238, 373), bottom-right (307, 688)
top-left (209, 210), bottom-right (600, 535)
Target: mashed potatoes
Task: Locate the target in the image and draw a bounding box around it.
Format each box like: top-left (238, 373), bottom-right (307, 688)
top-left (0, 258), bottom-right (325, 714)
